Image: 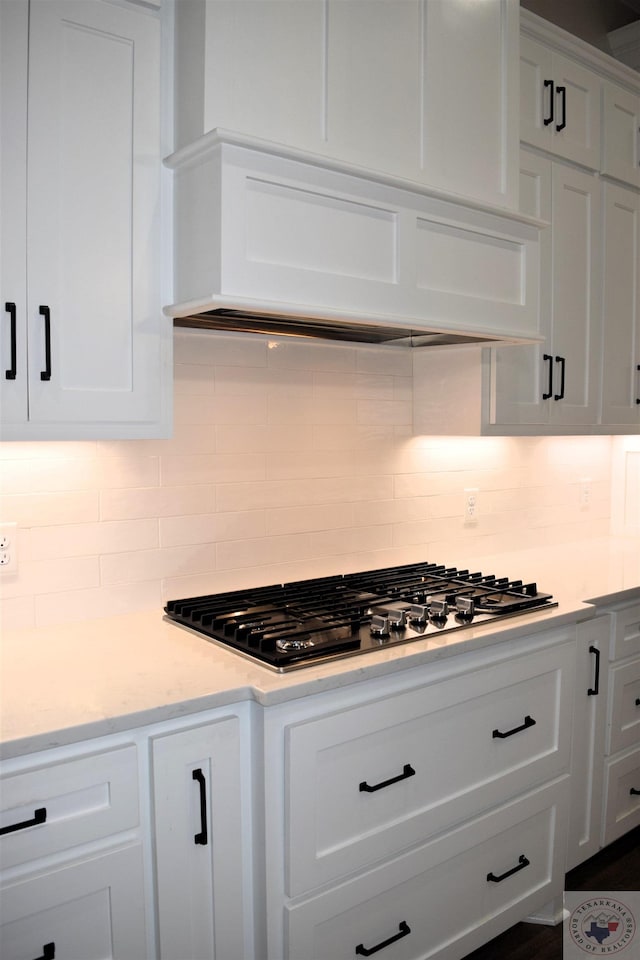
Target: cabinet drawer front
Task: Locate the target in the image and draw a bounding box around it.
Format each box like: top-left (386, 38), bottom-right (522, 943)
top-left (0, 843), bottom-right (147, 960)
top-left (286, 643), bottom-right (573, 896)
top-left (611, 603), bottom-right (640, 661)
top-left (602, 747), bottom-right (640, 846)
top-left (0, 745), bottom-right (138, 869)
top-left (286, 779), bottom-right (568, 960)
top-left (608, 657), bottom-right (640, 755)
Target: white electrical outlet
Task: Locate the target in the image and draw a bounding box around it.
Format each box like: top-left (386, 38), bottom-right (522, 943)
top-left (464, 488), bottom-right (479, 524)
top-left (579, 478), bottom-right (592, 509)
top-left (0, 522), bottom-right (18, 573)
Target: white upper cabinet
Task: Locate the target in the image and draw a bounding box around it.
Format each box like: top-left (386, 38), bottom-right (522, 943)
top-left (601, 80), bottom-right (640, 189)
top-left (487, 152), bottom-right (601, 431)
top-left (0, 0), bottom-right (171, 440)
top-left (175, 0), bottom-right (519, 210)
top-left (600, 182), bottom-right (640, 428)
top-left (520, 35), bottom-right (602, 170)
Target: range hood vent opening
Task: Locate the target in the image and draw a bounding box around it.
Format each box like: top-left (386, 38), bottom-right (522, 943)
top-left (173, 307), bottom-right (524, 349)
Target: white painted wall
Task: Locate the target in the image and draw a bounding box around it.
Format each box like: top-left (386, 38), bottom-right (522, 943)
top-left (0, 330), bottom-right (618, 631)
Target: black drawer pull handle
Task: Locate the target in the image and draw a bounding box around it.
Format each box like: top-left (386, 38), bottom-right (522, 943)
top-left (487, 854), bottom-right (530, 883)
top-left (554, 355), bottom-right (565, 401)
top-left (635, 364), bottom-right (639, 404)
top-left (34, 944), bottom-right (55, 960)
top-left (0, 806), bottom-right (47, 837)
top-left (492, 715), bottom-right (536, 739)
top-left (359, 764), bottom-right (415, 793)
top-left (543, 79), bottom-right (554, 126)
top-left (542, 353), bottom-right (553, 399)
top-left (635, 698), bottom-right (640, 706)
top-left (556, 85), bottom-right (567, 131)
top-left (39, 305), bottom-right (51, 381)
top-left (588, 645), bottom-right (600, 696)
top-left (192, 768), bottom-right (208, 845)
top-left (355, 921), bottom-right (411, 956)
top-left (4, 301), bottom-right (17, 380)
top-left (630, 788), bottom-right (640, 796)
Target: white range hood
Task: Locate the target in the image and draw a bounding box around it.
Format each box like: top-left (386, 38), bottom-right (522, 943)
top-left (164, 129), bottom-right (543, 349)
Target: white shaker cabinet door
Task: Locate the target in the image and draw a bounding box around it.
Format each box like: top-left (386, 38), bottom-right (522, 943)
top-left (488, 150), bottom-right (552, 427)
top-left (520, 35), bottom-right (601, 170)
top-left (0, 0), bottom-right (28, 424)
top-left (548, 162), bottom-right (601, 427)
top-left (601, 81), bottom-right (640, 189)
top-left (152, 716), bottom-right (250, 960)
top-left (9, 0), bottom-right (168, 437)
top-left (600, 182), bottom-right (640, 428)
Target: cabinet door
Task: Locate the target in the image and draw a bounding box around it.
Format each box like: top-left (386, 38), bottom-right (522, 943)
top-left (567, 619), bottom-right (609, 871)
top-left (152, 717), bottom-right (249, 960)
top-left (601, 81), bottom-right (640, 189)
top-left (23, 0), bottom-right (165, 432)
top-left (601, 183), bottom-right (640, 427)
top-left (488, 150), bottom-right (551, 426)
top-left (520, 37), bottom-right (601, 170)
top-left (0, 0), bottom-right (28, 424)
top-left (548, 163), bottom-right (601, 426)
top-left (0, 843), bottom-right (147, 960)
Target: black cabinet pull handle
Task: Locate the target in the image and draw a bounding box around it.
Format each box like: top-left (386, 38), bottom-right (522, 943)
top-left (492, 715), bottom-right (536, 739)
top-left (4, 302), bottom-right (17, 380)
top-left (359, 763), bottom-right (415, 793)
top-left (630, 788), bottom-right (640, 796)
top-left (554, 355), bottom-right (565, 400)
top-left (39, 305), bottom-right (51, 381)
top-left (355, 921), bottom-right (411, 957)
top-left (543, 79), bottom-right (555, 126)
top-left (0, 806), bottom-right (47, 837)
top-left (487, 854), bottom-right (530, 883)
top-left (542, 353), bottom-right (553, 399)
top-left (635, 364), bottom-right (639, 405)
top-left (556, 85), bottom-right (567, 131)
top-left (635, 698), bottom-right (640, 707)
top-left (34, 945), bottom-right (55, 960)
top-left (588, 645), bottom-right (600, 696)
top-left (192, 768), bottom-right (208, 845)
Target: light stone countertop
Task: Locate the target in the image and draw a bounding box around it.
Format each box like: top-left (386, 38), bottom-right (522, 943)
top-left (1, 537), bottom-right (639, 760)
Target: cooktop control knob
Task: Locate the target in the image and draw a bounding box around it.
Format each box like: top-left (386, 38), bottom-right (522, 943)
top-left (408, 604), bottom-right (429, 625)
top-left (429, 598), bottom-right (448, 623)
top-left (455, 596), bottom-right (475, 622)
top-left (387, 608), bottom-right (407, 630)
top-left (370, 615), bottom-right (390, 637)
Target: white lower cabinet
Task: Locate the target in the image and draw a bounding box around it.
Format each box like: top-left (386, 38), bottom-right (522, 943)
top-left (0, 741), bottom-right (147, 960)
top-left (286, 779), bottom-right (568, 960)
top-left (151, 714), bottom-right (252, 960)
top-left (566, 618), bottom-right (609, 871)
top-left (597, 599), bottom-right (640, 847)
top-left (265, 630), bottom-right (576, 960)
top-left (0, 844), bottom-right (147, 960)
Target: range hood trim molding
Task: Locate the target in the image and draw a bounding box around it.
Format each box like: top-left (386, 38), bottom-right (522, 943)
top-left (164, 127), bottom-right (549, 231)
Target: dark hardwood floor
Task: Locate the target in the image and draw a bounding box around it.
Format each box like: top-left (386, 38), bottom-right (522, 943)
top-left (462, 826), bottom-right (640, 960)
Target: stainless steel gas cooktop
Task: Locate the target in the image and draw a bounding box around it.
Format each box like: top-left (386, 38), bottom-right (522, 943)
top-left (164, 561), bottom-right (557, 672)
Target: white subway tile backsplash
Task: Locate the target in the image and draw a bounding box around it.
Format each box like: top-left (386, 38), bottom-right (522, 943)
top-left (100, 484), bottom-right (214, 521)
top-left (29, 520), bottom-right (159, 561)
top-left (0, 331), bottom-right (618, 626)
top-left (160, 510), bottom-right (266, 547)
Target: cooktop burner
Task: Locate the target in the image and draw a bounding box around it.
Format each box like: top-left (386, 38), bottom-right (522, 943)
top-left (164, 561), bottom-right (557, 671)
